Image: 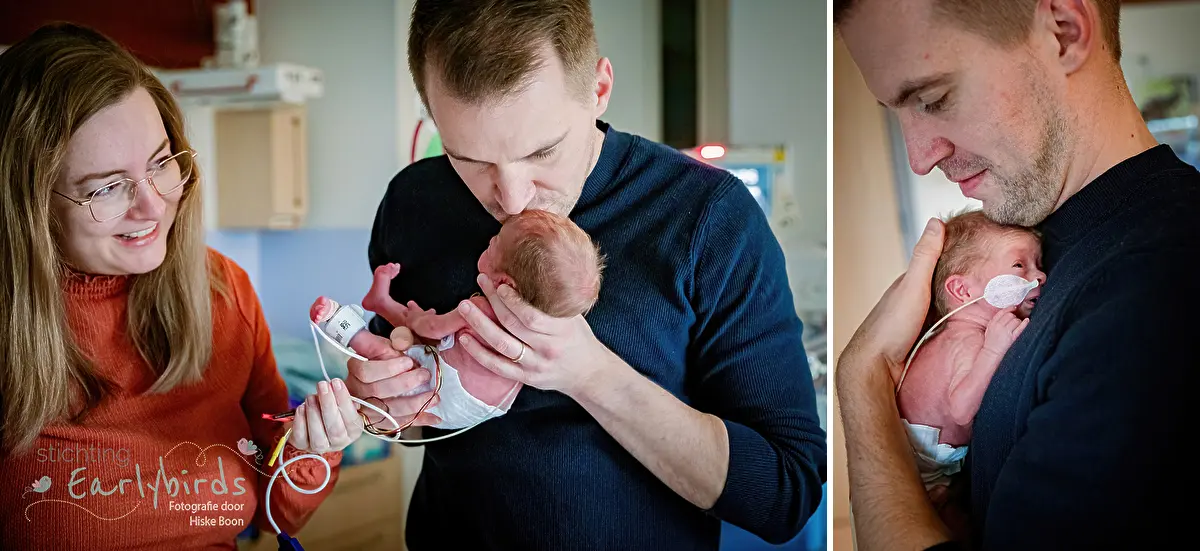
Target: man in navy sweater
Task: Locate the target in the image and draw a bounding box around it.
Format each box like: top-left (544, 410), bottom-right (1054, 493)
top-left (834, 0), bottom-right (1199, 549)
top-left (343, 1), bottom-right (826, 549)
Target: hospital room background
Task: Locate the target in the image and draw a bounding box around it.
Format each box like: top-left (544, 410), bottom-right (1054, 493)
top-left (0, 0), bottom-right (828, 549)
top-left (831, 1), bottom-right (1200, 548)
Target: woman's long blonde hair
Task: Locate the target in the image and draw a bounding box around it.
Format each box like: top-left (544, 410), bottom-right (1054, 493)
top-left (0, 23), bottom-right (227, 454)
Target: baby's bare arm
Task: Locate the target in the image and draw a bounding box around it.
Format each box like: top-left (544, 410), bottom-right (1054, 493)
top-left (947, 311), bottom-right (1029, 425)
top-left (946, 339), bottom-right (1000, 426)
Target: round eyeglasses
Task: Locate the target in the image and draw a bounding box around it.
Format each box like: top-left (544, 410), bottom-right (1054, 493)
top-left (53, 149), bottom-right (197, 223)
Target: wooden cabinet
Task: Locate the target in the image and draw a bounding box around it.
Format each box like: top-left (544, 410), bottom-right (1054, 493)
top-left (215, 105), bottom-right (309, 229)
top-left (237, 454), bottom-right (406, 551)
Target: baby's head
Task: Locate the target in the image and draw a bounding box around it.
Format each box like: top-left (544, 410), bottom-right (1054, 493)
top-left (477, 210), bottom-right (605, 318)
top-left (932, 210), bottom-right (1046, 320)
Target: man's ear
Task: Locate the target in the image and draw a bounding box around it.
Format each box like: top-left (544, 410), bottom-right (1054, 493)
top-left (591, 57), bottom-right (613, 117)
top-left (944, 274), bottom-right (974, 305)
top-left (1045, 0), bottom-right (1099, 74)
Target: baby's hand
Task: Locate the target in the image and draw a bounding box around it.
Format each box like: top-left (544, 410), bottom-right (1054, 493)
top-left (982, 308), bottom-right (1029, 356)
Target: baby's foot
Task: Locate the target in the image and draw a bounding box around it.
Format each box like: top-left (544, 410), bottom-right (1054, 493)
top-left (362, 263), bottom-right (401, 313)
top-left (310, 296), bottom-right (338, 323)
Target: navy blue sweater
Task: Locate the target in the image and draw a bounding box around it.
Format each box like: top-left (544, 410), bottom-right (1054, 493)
top-left (962, 144), bottom-right (1200, 549)
top-left (366, 121), bottom-right (826, 550)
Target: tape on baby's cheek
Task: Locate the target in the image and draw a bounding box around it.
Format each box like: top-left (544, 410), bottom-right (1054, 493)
top-left (323, 304), bottom-right (367, 348)
top-left (983, 274), bottom-right (1039, 308)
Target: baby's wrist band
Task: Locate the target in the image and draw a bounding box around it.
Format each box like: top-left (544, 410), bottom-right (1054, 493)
top-left (321, 304), bottom-right (368, 348)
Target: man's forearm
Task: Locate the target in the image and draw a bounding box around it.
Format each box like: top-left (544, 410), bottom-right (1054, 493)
top-left (838, 353), bottom-right (952, 550)
top-left (570, 352), bottom-right (729, 509)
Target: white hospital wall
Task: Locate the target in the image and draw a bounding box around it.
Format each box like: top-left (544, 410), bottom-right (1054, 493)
top-left (592, 0), bottom-right (663, 142)
top-left (729, 0), bottom-right (826, 244)
top-left (1120, 2), bottom-right (1200, 105)
top-left (255, 0), bottom-right (401, 229)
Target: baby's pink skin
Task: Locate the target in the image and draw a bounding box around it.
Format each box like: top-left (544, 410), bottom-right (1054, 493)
top-left (360, 262), bottom-right (521, 408)
top-left (897, 318), bottom-right (988, 446)
top-left (310, 296), bottom-right (399, 360)
top-left (896, 233), bottom-right (1044, 446)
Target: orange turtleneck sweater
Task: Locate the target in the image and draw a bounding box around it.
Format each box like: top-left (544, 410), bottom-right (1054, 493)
top-left (0, 249), bottom-right (341, 550)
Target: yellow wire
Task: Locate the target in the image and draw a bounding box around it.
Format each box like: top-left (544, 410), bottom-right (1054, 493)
top-left (268, 427), bottom-right (291, 467)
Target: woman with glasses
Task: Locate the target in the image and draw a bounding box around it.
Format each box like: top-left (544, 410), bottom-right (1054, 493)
top-left (0, 23), bottom-right (364, 549)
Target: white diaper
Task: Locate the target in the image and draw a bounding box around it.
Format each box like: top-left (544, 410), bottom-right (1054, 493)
top-left (902, 419), bottom-right (969, 489)
top-left (399, 336), bottom-right (515, 430)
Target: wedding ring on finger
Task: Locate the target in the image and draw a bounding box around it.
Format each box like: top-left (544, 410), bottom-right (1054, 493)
top-left (512, 341), bottom-right (526, 364)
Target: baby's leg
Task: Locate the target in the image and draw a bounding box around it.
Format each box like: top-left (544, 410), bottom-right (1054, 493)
top-left (312, 296), bottom-right (399, 359)
top-left (361, 263), bottom-right (411, 328)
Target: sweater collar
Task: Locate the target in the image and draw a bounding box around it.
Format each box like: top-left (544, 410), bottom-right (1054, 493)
top-left (575, 120), bottom-right (633, 211)
top-left (62, 266), bottom-right (131, 299)
top-left (1038, 144), bottom-right (1184, 249)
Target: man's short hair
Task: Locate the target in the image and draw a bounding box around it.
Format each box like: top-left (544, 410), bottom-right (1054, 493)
top-left (833, 0), bottom-right (1122, 61)
top-left (407, 0), bottom-right (599, 108)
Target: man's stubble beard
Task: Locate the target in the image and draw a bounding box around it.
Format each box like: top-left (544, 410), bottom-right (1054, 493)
top-left (985, 76), bottom-right (1072, 228)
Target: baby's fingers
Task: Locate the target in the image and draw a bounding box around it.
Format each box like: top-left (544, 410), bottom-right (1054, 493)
top-left (1014, 318), bottom-right (1030, 337)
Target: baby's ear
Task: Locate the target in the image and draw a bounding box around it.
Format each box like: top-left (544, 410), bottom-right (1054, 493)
top-left (495, 273), bottom-right (518, 292)
top-left (944, 274), bottom-right (973, 305)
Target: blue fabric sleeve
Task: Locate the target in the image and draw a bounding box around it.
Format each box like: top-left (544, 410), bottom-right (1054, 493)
top-left (690, 178), bottom-right (827, 544)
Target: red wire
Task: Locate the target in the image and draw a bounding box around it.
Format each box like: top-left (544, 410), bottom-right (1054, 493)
top-left (410, 118), bottom-right (423, 164)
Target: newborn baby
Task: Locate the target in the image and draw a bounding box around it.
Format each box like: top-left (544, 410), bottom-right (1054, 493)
top-left (311, 209), bottom-right (605, 430)
top-left (894, 210), bottom-right (1045, 494)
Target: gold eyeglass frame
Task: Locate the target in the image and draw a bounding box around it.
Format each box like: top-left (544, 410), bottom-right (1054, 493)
top-left (53, 149), bottom-right (198, 223)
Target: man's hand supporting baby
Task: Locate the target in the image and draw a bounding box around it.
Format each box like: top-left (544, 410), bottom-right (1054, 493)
top-left (454, 272), bottom-right (732, 510)
top-left (345, 326), bottom-right (442, 427)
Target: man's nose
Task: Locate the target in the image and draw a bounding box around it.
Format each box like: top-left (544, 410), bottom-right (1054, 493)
top-left (495, 167), bottom-right (534, 215)
top-left (900, 115), bottom-right (953, 176)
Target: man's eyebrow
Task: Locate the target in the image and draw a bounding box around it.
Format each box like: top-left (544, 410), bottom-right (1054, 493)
top-left (522, 131), bottom-right (568, 159)
top-left (877, 72), bottom-right (954, 109)
top-left (443, 146), bottom-right (484, 164)
top-left (444, 132), bottom-right (569, 164)
top-left (72, 138), bottom-right (170, 187)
